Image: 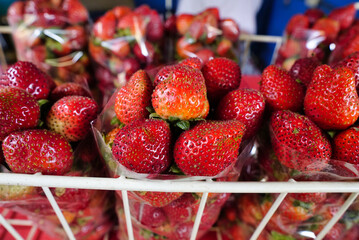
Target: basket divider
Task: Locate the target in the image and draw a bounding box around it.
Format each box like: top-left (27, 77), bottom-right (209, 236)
top-left (0, 213), bottom-right (24, 240)
top-left (119, 175), bottom-right (134, 240)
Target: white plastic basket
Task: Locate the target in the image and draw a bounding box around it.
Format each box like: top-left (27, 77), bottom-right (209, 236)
top-left (1, 25), bottom-right (359, 240)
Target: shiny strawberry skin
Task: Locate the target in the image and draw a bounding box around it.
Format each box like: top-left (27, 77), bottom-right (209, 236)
top-left (133, 191), bottom-right (183, 208)
top-left (312, 18), bottom-right (340, 43)
top-left (46, 96), bottom-right (98, 142)
top-left (289, 57), bottom-right (320, 87)
top-left (114, 70), bottom-right (153, 125)
top-left (2, 129), bottom-right (73, 175)
top-left (328, 3), bottom-right (356, 30)
top-left (49, 82), bottom-right (91, 102)
top-left (152, 65), bottom-right (209, 120)
top-left (62, 0), bottom-right (89, 25)
top-left (153, 65), bottom-right (176, 87)
top-left (179, 57), bottom-right (203, 70)
top-left (93, 11), bottom-right (116, 40)
top-left (333, 126), bottom-right (359, 164)
top-left (270, 110), bottom-right (332, 171)
top-left (174, 120), bottom-right (245, 176)
top-left (304, 65), bottom-right (359, 130)
top-left (0, 87), bottom-right (40, 141)
top-left (285, 14), bottom-right (309, 35)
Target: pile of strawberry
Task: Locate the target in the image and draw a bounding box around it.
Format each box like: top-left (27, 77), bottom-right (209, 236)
top-left (165, 7), bottom-right (240, 63)
top-left (7, 0), bottom-right (93, 86)
top-left (275, 3), bottom-right (357, 70)
top-left (0, 61), bottom-right (114, 239)
top-left (93, 56), bottom-right (262, 239)
top-left (89, 4), bottom-right (165, 102)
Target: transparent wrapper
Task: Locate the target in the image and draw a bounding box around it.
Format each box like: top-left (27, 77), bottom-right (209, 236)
top-left (7, 0), bottom-right (93, 87)
top-left (92, 82), bottom-right (255, 239)
top-left (0, 137), bottom-right (115, 240)
top-left (89, 5), bottom-right (165, 105)
top-left (171, 8), bottom-right (241, 63)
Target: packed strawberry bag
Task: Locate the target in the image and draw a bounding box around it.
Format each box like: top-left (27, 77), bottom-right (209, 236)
top-left (0, 61), bottom-right (114, 239)
top-left (92, 56), bottom-right (263, 239)
top-left (89, 4), bottom-right (166, 105)
top-left (167, 7), bottom-right (240, 63)
top-left (7, 0), bottom-right (94, 87)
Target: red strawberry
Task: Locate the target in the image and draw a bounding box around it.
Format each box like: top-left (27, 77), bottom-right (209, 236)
top-left (153, 65), bottom-right (176, 87)
top-left (1, 61), bottom-right (52, 100)
top-left (236, 194), bottom-right (263, 226)
top-left (123, 57), bottom-right (141, 79)
top-left (220, 18), bottom-right (240, 42)
top-left (323, 222), bottom-right (346, 240)
top-left (270, 110), bottom-right (332, 171)
top-left (152, 65), bottom-right (209, 120)
top-left (93, 11), bottom-right (116, 40)
top-left (46, 96), bottom-right (98, 142)
top-left (89, 41), bottom-right (108, 65)
top-left (37, 7), bottom-right (67, 28)
top-left (133, 191), bottom-right (183, 207)
top-left (333, 51), bottom-right (359, 90)
top-left (277, 38), bottom-right (300, 59)
top-left (179, 57), bottom-right (203, 70)
top-left (146, 10), bottom-right (164, 42)
top-left (7, 1), bottom-right (24, 26)
top-left (194, 48), bottom-right (215, 64)
top-left (2, 129), bottom-right (73, 175)
top-left (46, 38), bottom-right (72, 57)
top-left (49, 82), bottom-right (92, 102)
top-left (288, 57), bottom-right (320, 86)
top-left (133, 41), bottom-right (156, 64)
top-left (304, 8), bottom-right (325, 26)
top-left (216, 88), bottom-right (265, 139)
top-left (0, 87), bottom-right (40, 141)
top-left (260, 65), bottom-right (305, 112)
top-left (114, 70), bottom-right (153, 125)
top-left (174, 120), bottom-right (245, 176)
top-left (112, 119), bottom-right (171, 174)
top-left (176, 36), bottom-right (202, 59)
top-left (202, 57), bottom-right (241, 101)
top-left (105, 39), bottom-right (130, 59)
top-left (117, 12), bottom-right (146, 37)
top-left (279, 197), bottom-right (315, 222)
top-left (304, 65), bottom-right (359, 130)
top-left (216, 38), bottom-right (233, 57)
top-left (285, 14), bottom-right (310, 35)
top-left (289, 192), bottom-right (327, 204)
top-left (333, 126), bottom-right (359, 164)
top-left (312, 18), bottom-right (340, 43)
top-left (176, 14), bottom-right (194, 35)
top-left (63, 0), bottom-right (89, 24)
top-left (132, 202), bottom-right (167, 228)
top-left (112, 6), bottom-right (131, 19)
top-left (163, 193), bottom-right (199, 224)
top-left (342, 35), bottom-right (359, 61)
top-left (66, 25), bottom-right (88, 50)
top-left (164, 14), bottom-right (177, 34)
top-left (328, 3), bottom-right (356, 30)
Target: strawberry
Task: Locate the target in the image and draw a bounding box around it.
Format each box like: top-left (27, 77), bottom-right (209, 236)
top-left (112, 119), bottom-right (171, 174)
top-left (289, 57), bottom-right (320, 86)
top-left (176, 14), bottom-right (194, 35)
top-left (146, 10), bottom-right (164, 42)
top-left (328, 3), bottom-right (356, 30)
top-left (0, 87), bottom-right (40, 141)
top-left (132, 202), bottom-right (167, 228)
top-left (304, 65), bottom-right (359, 130)
top-left (152, 65), bottom-right (209, 120)
top-left (37, 7), bottom-right (67, 28)
top-left (279, 197), bottom-right (315, 222)
top-left (202, 57), bottom-right (241, 101)
top-left (1, 61), bottom-right (52, 100)
top-left (260, 65), bottom-right (305, 112)
top-left (304, 8), bottom-right (325, 26)
top-left (49, 82), bottom-right (92, 102)
top-left (176, 36), bottom-right (202, 59)
top-left (133, 41), bottom-right (156, 64)
top-left (179, 57), bottom-right (203, 70)
top-left (174, 120), bottom-right (245, 176)
top-left (312, 18), bottom-right (340, 43)
top-left (333, 51), bottom-right (359, 90)
top-left (270, 110), bottom-right (332, 171)
top-left (163, 193), bottom-right (199, 224)
top-left (341, 35), bottom-right (359, 62)
top-left (134, 191), bottom-right (183, 207)
top-left (216, 38), bottom-right (233, 57)
top-left (93, 11), bottom-right (116, 40)
top-left (66, 25), bottom-right (88, 50)
top-left (220, 18), bottom-right (240, 42)
top-left (285, 14), bottom-right (310, 35)
top-left (236, 194), bottom-right (263, 226)
top-left (2, 129), bottom-right (73, 175)
top-left (333, 126), bottom-right (359, 164)
top-left (122, 57), bottom-right (141, 79)
top-left (164, 14), bottom-right (177, 34)
top-left (7, 1), bottom-right (24, 26)
top-left (153, 65), bottom-right (176, 87)
top-left (46, 96), bottom-right (98, 142)
top-left (114, 70), bottom-right (153, 125)
top-left (289, 192), bottom-right (327, 204)
top-left (194, 48), bottom-right (215, 64)
top-left (112, 6), bottom-right (131, 19)
top-left (216, 88), bottom-right (265, 139)
top-left (63, 0), bottom-right (89, 24)
top-left (107, 39), bottom-right (131, 59)
top-left (117, 12), bottom-right (146, 37)
top-left (277, 38), bottom-right (300, 60)
top-left (0, 185), bottom-right (35, 201)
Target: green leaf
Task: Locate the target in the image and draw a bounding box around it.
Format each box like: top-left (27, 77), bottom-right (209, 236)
top-left (170, 164), bottom-right (185, 175)
top-left (293, 199), bottom-right (312, 210)
top-left (327, 130), bottom-right (336, 138)
top-left (110, 116), bottom-right (123, 126)
top-left (37, 99), bottom-right (49, 107)
top-left (270, 231), bottom-right (296, 240)
top-left (176, 120), bottom-right (190, 130)
top-left (146, 106), bottom-right (155, 114)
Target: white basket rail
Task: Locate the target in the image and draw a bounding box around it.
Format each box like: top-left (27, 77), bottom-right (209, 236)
top-left (0, 26), bottom-right (358, 240)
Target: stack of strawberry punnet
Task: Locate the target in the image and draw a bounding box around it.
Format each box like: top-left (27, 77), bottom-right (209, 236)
top-left (0, 61), bottom-right (114, 239)
top-left (93, 56), bottom-right (261, 239)
top-left (7, 0), bottom-right (93, 87)
top-left (89, 5), bottom-right (165, 105)
top-left (167, 7), bottom-right (240, 64)
top-left (275, 3), bottom-right (357, 71)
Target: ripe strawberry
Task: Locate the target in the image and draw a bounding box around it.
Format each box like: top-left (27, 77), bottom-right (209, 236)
top-left (260, 65), bottom-right (305, 112)
top-left (288, 57), bottom-right (320, 86)
top-left (163, 193), bottom-right (199, 224)
top-left (277, 38), bottom-right (300, 60)
top-left (122, 57), bottom-right (141, 79)
top-left (63, 0), bottom-right (89, 24)
top-left (164, 14), bottom-right (177, 34)
top-left (37, 7), bottom-right (67, 28)
top-left (216, 38), bottom-right (233, 57)
top-left (285, 14), bottom-right (310, 35)
top-left (0, 87), bottom-right (40, 141)
top-left (107, 39), bottom-right (130, 59)
top-left (270, 110), bottom-right (332, 171)
top-left (146, 9), bottom-right (164, 42)
top-left (7, 1), bottom-right (24, 26)
top-left (2, 129), bottom-right (73, 175)
top-left (66, 25), bottom-right (88, 50)
top-left (289, 192), bottom-right (327, 204)
top-left (179, 57), bottom-right (203, 70)
top-left (0, 61), bottom-right (52, 100)
top-left (312, 18), bottom-right (340, 43)
top-left (49, 82), bottom-right (91, 102)
top-left (328, 3), bottom-right (356, 30)
top-left (174, 120), bottom-right (245, 176)
top-left (341, 35), bottom-right (359, 63)
top-left (304, 65), bottom-right (359, 130)
top-left (216, 88), bottom-right (265, 139)
top-left (194, 48), bottom-right (215, 64)
top-left (112, 6), bottom-right (131, 19)
top-left (117, 12), bottom-right (146, 37)
top-left (279, 197), bottom-right (315, 222)
top-left (333, 126), bottom-right (359, 164)
top-left (152, 65), bottom-right (209, 120)
top-left (133, 41), bottom-right (156, 64)
top-left (93, 11), bottom-right (116, 40)
top-left (176, 14), bottom-right (194, 35)
top-left (153, 65), bottom-right (176, 87)
top-left (132, 202), bottom-right (167, 228)
top-left (236, 194), bottom-right (263, 226)
top-left (134, 191), bottom-right (183, 207)
top-left (219, 18), bottom-right (240, 42)
top-left (114, 70), bottom-right (153, 125)
top-left (46, 96), bottom-right (98, 142)
top-left (176, 36), bottom-right (202, 59)
top-left (333, 51), bottom-right (359, 90)
top-left (112, 119), bottom-right (171, 174)
top-left (202, 57), bottom-right (241, 101)
top-left (304, 8), bottom-right (325, 26)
